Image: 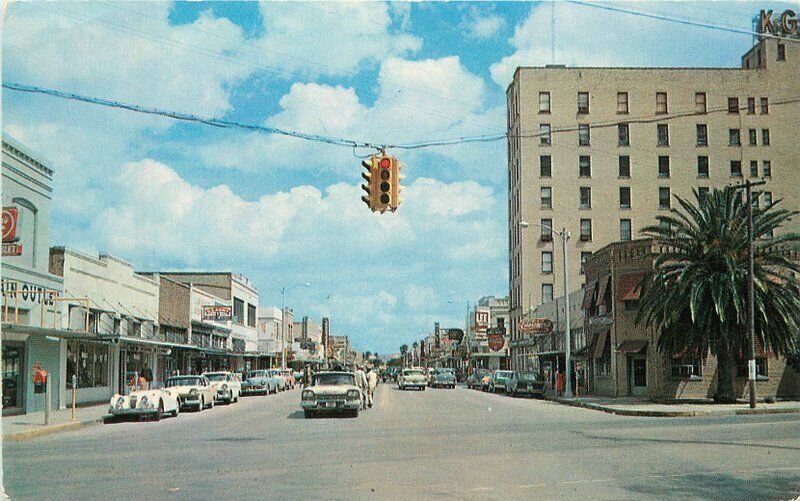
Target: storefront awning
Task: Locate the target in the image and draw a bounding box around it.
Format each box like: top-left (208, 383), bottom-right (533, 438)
top-left (596, 275), bottom-right (611, 307)
top-left (2, 323), bottom-right (115, 341)
top-left (617, 273), bottom-right (645, 301)
top-left (592, 329), bottom-right (609, 359)
top-left (582, 280), bottom-right (598, 310)
top-left (119, 337), bottom-right (198, 351)
top-left (616, 340), bottom-right (647, 354)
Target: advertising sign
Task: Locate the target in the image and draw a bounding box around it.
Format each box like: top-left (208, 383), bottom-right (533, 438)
top-left (474, 309), bottom-right (489, 333)
top-left (519, 318), bottom-right (553, 335)
top-left (202, 305), bottom-right (232, 322)
top-left (2, 243), bottom-right (23, 256)
top-left (488, 334), bottom-right (505, 352)
top-left (2, 206), bottom-right (20, 243)
top-left (758, 9), bottom-right (798, 36)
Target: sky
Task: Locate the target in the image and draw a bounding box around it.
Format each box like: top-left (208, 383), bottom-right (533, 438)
top-left (1, 1), bottom-right (790, 354)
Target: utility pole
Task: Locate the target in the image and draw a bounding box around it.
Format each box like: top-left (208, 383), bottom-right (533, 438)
top-left (561, 226), bottom-right (573, 399)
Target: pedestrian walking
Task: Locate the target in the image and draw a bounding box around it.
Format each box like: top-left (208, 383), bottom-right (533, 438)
top-left (354, 366), bottom-right (368, 410)
top-left (366, 366), bottom-right (378, 409)
top-left (303, 364), bottom-right (314, 388)
top-left (555, 370), bottom-right (565, 397)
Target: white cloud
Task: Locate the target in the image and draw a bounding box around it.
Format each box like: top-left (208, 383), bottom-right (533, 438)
top-left (464, 10), bottom-right (505, 39)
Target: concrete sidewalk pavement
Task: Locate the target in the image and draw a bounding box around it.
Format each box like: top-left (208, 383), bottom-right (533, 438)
top-left (1, 403), bottom-right (110, 441)
top-left (547, 393), bottom-right (800, 417)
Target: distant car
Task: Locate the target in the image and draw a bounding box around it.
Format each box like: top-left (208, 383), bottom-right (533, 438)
top-left (505, 371), bottom-right (547, 398)
top-left (267, 369), bottom-right (287, 391)
top-left (488, 371), bottom-right (514, 393)
top-left (301, 371), bottom-right (361, 418)
top-left (480, 371), bottom-right (494, 392)
top-left (431, 368), bottom-right (456, 389)
top-left (108, 384), bottom-right (180, 421)
top-left (281, 369), bottom-right (296, 389)
top-left (241, 370), bottom-right (276, 395)
top-left (164, 375), bottom-right (216, 411)
top-left (398, 367), bottom-right (427, 391)
top-left (203, 371), bottom-right (241, 404)
top-left (293, 371), bottom-right (303, 386)
top-left (466, 369), bottom-right (488, 390)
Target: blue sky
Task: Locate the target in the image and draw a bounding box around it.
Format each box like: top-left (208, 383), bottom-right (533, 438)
top-left (2, 1), bottom-right (790, 354)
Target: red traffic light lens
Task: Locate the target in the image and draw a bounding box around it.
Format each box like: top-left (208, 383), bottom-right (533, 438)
top-left (379, 157), bottom-right (391, 169)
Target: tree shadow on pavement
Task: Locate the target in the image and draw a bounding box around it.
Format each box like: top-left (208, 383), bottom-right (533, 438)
top-left (623, 470), bottom-right (800, 500)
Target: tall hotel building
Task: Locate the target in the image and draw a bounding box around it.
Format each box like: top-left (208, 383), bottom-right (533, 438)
top-left (507, 34), bottom-right (800, 370)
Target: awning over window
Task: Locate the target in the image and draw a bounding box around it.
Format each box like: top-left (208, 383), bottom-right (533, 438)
top-left (616, 340), bottom-right (648, 353)
top-left (582, 280), bottom-right (598, 310)
top-left (592, 329), bottom-right (609, 359)
top-left (596, 275), bottom-right (612, 306)
top-left (617, 273), bottom-right (645, 301)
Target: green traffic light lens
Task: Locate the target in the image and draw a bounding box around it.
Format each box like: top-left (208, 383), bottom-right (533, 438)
top-left (380, 194), bottom-right (390, 204)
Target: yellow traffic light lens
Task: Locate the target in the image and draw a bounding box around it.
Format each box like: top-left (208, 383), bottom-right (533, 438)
top-left (380, 182), bottom-right (390, 192)
top-left (380, 170), bottom-right (390, 180)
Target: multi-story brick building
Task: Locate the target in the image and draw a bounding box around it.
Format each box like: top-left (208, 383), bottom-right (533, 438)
top-left (507, 35), bottom-right (800, 370)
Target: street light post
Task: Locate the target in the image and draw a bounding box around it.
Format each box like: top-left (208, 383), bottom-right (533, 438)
top-left (519, 221), bottom-right (573, 398)
top-left (280, 283), bottom-right (310, 370)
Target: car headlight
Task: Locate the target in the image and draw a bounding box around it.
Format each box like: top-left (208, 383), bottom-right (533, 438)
top-left (139, 396), bottom-right (152, 409)
top-left (222, 384), bottom-right (228, 390)
top-left (346, 390), bottom-right (360, 400)
top-left (302, 390), bottom-right (315, 400)
top-left (190, 389), bottom-right (198, 396)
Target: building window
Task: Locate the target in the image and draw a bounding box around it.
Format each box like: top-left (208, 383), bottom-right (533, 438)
top-left (540, 155), bottom-right (552, 177)
top-left (541, 218), bottom-right (553, 241)
top-left (234, 297), bottom-right (245, 325)
top-left (747, 97), bottom-right (756, 114)
top-left (696, 124), bottom-right (708, 146)
top-left (540, 124), bottom-right (552, 145)
top-left (656, 92), bottom-right (667, 114)
top-left (620, 219), bottom-right (632, 241)
top-left (578, 124), bottom-right (590, 146)
top-left (695, 92), bottom-right (707, 113)
top-left (539, 92), bottom-right (551, 113)
top-left (729, 129), bottom-right (741, 146)
top-left (671, 356), bottom-right (703, 378)
top-left (750, 160), bottom-right (759, 178)
top-left (541, 251), bottom-right (553, 274)
top-left (619, 187), bottom-right (631, 208)
top-left (763, 160), bottom-right (771, 177)
top-left (760, 97), bottom-right (769, 114)
top-left (595, 335), bottom-right (611, 375)
top-left (658, 156), bottom-right (670, 178)
top-left (579, 156), bottom-right (591, 178)
top-left (618, 124), bottom-right (630, 146)
top-left (580, 219), bottom-right (592, 241)
top-left (762, 129), bottom-right (770, 146)
top-left (749, 129), bottom-right (758, 146)
top-left (579, 187), bottom-right (592, 209)
top-left (764, 191), bottom-right (772, 207)
top-left (619, 155), bottom-right (630, 178)
top-left (697, 156), bottom-right (709, 178)
top-left (657, 124), bottom-right (669, 146)
top-left (730, 160), bottom-right (742, 177)
top-left (777, 43), bottom-right (786, 61)
top-left (248, 304), bottom-right (256, 328)
top-left (728, 97), bottom-right (739, 114)
top-left (617, 92), bottom-right (629, 113)
top-left (659, 187), bottom-right (671, 209)
top-left (737, 358), bottom-right (767, 378)
top-left (66, 341), bottom-right (110, 389)
top-left (578, 92), bottom-right (589, 113)
top-left (541, 186), bottom-right (552, 209)
top-left (580, 252), bottom-right (591, 275)
top-left (542, 284), bottom-right (554, 304)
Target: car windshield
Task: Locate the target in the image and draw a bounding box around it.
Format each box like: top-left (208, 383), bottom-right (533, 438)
top-left (267, 370), bottom-right (280, 376)
top-left (204, 374), bottom-right (228, 382)
top-left (165, 377), bottom-right (201, 387)
top-left (314, 373), bottom-right (355, 386)
top-left (404, 370), bottom-right (424, 376)
top-left (247, 371), bottom-right (267, 378)
top-left (435, 369), bottom-right (454, 374)
top-left (496, 371), bottom-right (513, 378)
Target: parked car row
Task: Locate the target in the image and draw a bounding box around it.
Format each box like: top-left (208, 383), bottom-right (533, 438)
top-left (465, 369), bottom-right (547, 398)
top-left (108, 369), bottom-right (297, 421)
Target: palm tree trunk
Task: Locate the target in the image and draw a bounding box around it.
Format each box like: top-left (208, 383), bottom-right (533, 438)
top-left (714, 339), bottom-right (737, 403)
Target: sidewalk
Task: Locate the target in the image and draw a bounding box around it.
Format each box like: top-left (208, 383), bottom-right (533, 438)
top-left (546, 392), bottom-right (800, 417)
top-left (1, 403), bottom-right (110, 442)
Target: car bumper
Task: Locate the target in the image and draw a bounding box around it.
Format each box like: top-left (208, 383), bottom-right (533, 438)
top-left (241, 385), bottom-right (267, 394)
top-left (109, 407), bottom-right (158, 416)
top-left (515, 386), bottom-right (546, 395)
top-left (177, 396), bottom-right (202, 408)
top-left (302, 400), bottom-right (360, 411)
top-left (402, 383), bottom-right (426, 388)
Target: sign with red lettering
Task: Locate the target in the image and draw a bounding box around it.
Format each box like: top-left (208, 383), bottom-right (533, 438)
top-left (488, 334), bottom-right (505, 352)
top-left (202, 305), bottom-right (232, 322)
top-left (520, 318), bottom-right (553, 334)
top-left (474, 309), bottom-right (489, 333)
top-left (2, 207), bottom-right (20, 243)
top-left (2, 243), bottom-right (23, 256)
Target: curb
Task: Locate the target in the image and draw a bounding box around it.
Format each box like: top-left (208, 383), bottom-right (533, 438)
top-left (548, 397), bottom-right (800, 417)
top-left (2, 416), bottom-right (108, 442)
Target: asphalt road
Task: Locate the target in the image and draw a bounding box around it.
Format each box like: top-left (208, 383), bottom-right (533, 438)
top-left (3, 383), bottom-right (800, 500)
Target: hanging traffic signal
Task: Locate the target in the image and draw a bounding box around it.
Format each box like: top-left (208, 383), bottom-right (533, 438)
top-left (361, 153), bottom-right (403, 213)
top-left (361, 157), bottom-right (376, 209)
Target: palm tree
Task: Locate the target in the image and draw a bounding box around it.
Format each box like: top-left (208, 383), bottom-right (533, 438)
top-left (399, 344), bottom-right (409, 367)
top-left (636, 187), bottom-right (800, 403)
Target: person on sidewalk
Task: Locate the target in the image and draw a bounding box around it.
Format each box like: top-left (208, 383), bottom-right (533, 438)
top-left (366, 366), bottom-right (378, 409)
top-left (555, 370), bottom-right (565, 397)
top-left (354, 366), bottom-right (368, 410)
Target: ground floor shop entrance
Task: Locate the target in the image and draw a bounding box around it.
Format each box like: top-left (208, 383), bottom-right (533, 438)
top-left (2, 341), bottom-right (25, 415)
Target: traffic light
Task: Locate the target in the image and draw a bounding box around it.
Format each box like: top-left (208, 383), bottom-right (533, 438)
top-left (361, 153), bottom-right (404, 213)
top-left (361, 156), bottom-right (376, 209)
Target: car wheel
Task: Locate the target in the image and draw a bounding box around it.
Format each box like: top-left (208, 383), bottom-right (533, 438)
top-left (154, 400), bottom-right (163, 421)
top-left (209, 397), bottom-right (215, 409)
top-left (172, 403), bottom-right (180, 417)
top-left (304, 410), bottom-right (315, 419)
top-left (350, 409), bottom-right (359, 418)
top-left (198, 397), bottom-right (204, 412)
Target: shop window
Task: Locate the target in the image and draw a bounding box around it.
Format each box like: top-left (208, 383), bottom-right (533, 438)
top-left (248, 304), bottom-right (257, 328)
top-left (234, 297), bottom-right (245, 325)
top-left (66, 340), bottom-right (109, 388)
top-left (671, 356), bottom-right (703, 378)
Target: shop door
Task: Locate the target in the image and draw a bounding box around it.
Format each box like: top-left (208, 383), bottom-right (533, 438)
top-left (2, 342), bottom-right (25, 415)
top-left (629, 355), bottom-right (648, 397)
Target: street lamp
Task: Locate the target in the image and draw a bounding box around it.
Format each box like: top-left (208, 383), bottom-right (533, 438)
top-left (519, 220), bottom-right (573, 399)
top-left (281, 282), bottom-right (310, 370)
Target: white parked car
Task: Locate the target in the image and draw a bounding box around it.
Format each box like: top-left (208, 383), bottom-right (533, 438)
top-left (398, 367), bottom-right (427, 391)
top-left (267, 369), bottom-right (287, 391)
top-left (109, 384), bottom-right (180, 421)
top-left (203, 371), bottom-right (242, 404)
top-left (164, 375), bottom-right (216, 411)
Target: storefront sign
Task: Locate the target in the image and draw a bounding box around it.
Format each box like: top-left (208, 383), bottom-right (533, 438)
top-left (488, 334), bottom-right (505, 352)
top-left (474, 309), bottom-right (489, 333)
top-left (759, 9), bottom-right (798, 35)
top-left (2, 243), bottom-right (23, 256)
top-left (520, 318), bottom-right (553, 334)
top-left (201, 305), bottom-right (232, 322)
top-left (0, 280), bottom-right (56, 305)
top-left (2, 206), bottom-right (21, 242)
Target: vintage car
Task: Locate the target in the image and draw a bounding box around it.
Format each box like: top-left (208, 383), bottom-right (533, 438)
top-left (301, 371), bottom-right (361, 418)
top-left (505, 371), bottom-right (547, 398)
top-left (398, 367), bottom-right (427, 391)
top-left (480, 371), bottom-right (494, 392)
top-left (431, 368), bottom-right (457, 389)
top-left (241, 370), bottom-right (277, 395)
top-left (108, 383), bottom-right (180, 421)
top-left (203, 371), bottom-right (242, 404)
top-left (466, 369), bottom-right (489, 390)
top-left (164, 375), bottom-right (216, 411)
top-left (488, 370), bottom-right (514, 393)
top-left (280, 369), bottom-right (296, 389)
top-left (267, 369), bottom-right (287, 391)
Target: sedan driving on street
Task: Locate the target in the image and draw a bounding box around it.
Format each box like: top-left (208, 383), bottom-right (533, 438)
top-left (398, 367), bottom-right (427, 391)
top-left (241, 370), bottom-right (276, 395)
top-left (164, 375), bottom-right (216, 412)
top-left (431, 368), bottom-right (456, 389)
top-left (505, 371), bottom-right (547, 398)
top-left (301, 371), bottom-right (361, 418)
